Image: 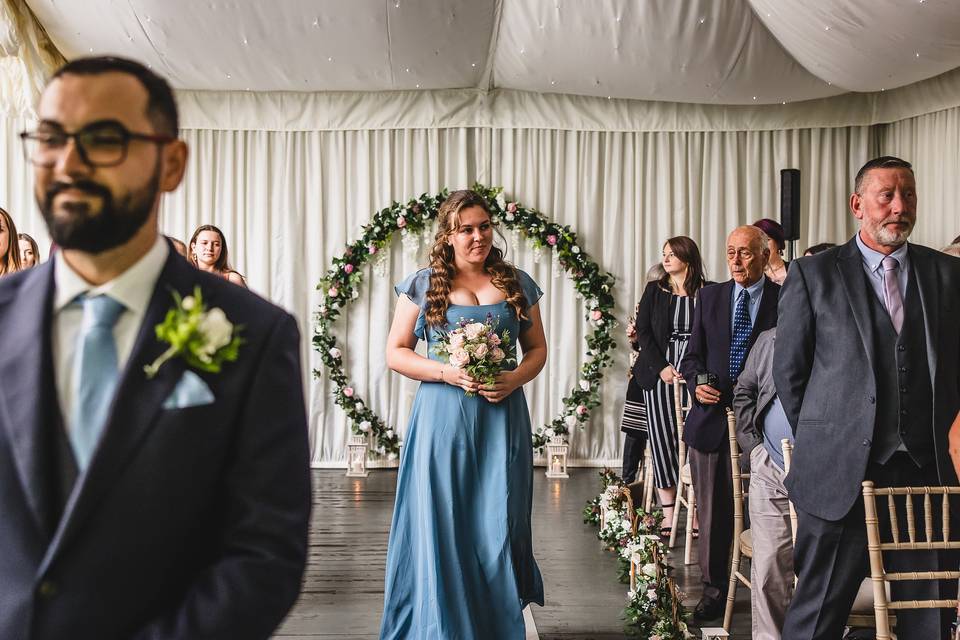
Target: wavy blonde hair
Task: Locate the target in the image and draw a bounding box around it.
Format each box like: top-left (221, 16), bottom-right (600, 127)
top-left (424, 190), bottom-right (528, 328)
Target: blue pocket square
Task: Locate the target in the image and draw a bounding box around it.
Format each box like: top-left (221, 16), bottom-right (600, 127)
top-left (162, 370), bottom-right (215, 409)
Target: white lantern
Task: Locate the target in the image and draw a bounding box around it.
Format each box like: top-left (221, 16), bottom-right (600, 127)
top-left (345, 434), bottom-right (369, 477)
top-left (544, 435), bottom-right (569, 478)
top-left (700, 628), bottom-right (730, 639)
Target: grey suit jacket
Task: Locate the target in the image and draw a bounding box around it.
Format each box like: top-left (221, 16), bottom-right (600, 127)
top-left (773, 236), bottom-right (960, 521)
top-left (732, 328), bottom-right (777, 472)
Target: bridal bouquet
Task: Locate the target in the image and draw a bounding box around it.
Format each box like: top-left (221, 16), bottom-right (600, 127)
top-left (433, 315), bottom-right (516, 396)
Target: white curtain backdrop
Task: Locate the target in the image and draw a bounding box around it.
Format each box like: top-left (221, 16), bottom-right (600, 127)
top-left (4, 96), bottom-right (958, 466)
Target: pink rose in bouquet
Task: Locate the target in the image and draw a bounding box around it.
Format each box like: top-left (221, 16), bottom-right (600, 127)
top-left (433, 315), bottom-right (516, 397)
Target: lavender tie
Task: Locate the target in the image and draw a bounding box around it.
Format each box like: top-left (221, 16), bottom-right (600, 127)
top-left (881, 256), bottom-right (904, 334)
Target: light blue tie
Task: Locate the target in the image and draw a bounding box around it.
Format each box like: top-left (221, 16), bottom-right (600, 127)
top-left (729, 289), bottom-right (752, 380)
top-left (71, 294), bottom-right (125, 471)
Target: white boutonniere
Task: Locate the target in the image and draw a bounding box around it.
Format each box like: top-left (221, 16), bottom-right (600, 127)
top-left (144, 286), bottom-right (244, 379)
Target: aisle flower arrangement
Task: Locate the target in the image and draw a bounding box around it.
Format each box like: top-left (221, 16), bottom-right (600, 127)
top-left (584, 469), bottom-right (694, 639)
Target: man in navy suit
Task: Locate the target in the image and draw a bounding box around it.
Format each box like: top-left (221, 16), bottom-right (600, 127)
top-left (679, 225), bottom-right (780, 621)
top-left (0, 57), bottom-right (311, 639)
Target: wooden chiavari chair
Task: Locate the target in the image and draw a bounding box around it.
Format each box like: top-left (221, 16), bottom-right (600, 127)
top-left (670, 376), bottom-right (697, 565)
top-left (723, 408), bottom-right (752, 633)
top-left (862, 481), bottom-right (960, 639)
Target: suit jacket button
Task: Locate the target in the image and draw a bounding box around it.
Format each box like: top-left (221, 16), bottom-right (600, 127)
top-left (868, 396), bottom-right (875, 404)
top-left (862, 439), bottom-right (871, 447)
top-left (38, 580), bottom-right (57, 598)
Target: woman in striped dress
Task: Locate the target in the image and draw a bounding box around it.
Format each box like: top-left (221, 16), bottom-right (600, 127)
top-left (631, 236), bottom-right (707, 535)
top-left (620, 262), bottom-right (665, 483)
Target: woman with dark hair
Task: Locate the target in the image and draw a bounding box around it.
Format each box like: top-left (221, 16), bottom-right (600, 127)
top-left (189, 224), bottom-right (247, 288)
top-left (0, 208), bottom-right (22, 276)
top-left (632, 236), bottom-right (708, 536)
top-left (380, 190), bottom-right (547, 639)
top-left (753, 218), bottom-right (790, 284)
top-left (17, 233), bottom-right (40, 268)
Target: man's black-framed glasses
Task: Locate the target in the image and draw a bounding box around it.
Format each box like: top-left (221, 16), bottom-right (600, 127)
top-left (19, 121), bottom-right (175, 168)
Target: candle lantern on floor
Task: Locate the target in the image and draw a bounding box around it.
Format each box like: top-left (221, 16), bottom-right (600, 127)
top-left (700, 628), bottom-right (730, 639)
top-left (345, 434), bottom-right (369, 477)
top-left (544, 435), bottom-right (569, 478)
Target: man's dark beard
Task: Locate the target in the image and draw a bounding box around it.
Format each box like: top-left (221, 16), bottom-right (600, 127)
top-left (39, 169), bottom-right (158, 254)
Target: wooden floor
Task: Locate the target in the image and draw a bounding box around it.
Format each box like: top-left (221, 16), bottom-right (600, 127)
top-left (274, 468), bottom-right (753, 639)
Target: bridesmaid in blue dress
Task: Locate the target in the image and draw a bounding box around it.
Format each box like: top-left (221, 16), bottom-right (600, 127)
top-left (380, 190), bottom-right (547, 639)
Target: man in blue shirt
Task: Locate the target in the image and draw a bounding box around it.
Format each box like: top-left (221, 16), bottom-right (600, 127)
top-left (734, 327), bottom-right (794, 640)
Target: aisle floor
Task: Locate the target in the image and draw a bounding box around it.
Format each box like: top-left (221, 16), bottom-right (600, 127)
top-left (274, 468), bottom-right (753, 639)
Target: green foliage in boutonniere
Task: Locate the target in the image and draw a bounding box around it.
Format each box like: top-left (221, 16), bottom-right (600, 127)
top-left (144, 286), bottom-right (244, 379)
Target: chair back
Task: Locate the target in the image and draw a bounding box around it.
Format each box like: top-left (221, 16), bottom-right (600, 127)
top-left (673, 377), bottom-right (690, 465)
top-left (727, 409), bottom-right (747, 527)
top-left (861, 481), bottom-right (960, 640)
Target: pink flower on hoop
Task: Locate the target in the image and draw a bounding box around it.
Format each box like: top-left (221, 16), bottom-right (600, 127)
top-left (507, 202), bottom-right (518, 213)
top-left (547, 234), bottom-right (558, 246)
top-left (397, 215), bottom-right (407, 228)
top-left (576, 404), bottom-right (588, 416)
top-left (328, 287), bottom-right (339, 298)
top-left (590, 309), bottom-right (603, 321)
top-left (368, 245), bottom-right (377, 254)
top-left (344, 264), bottom-right (354, 274)
top-left (343, 387), bottom-right (355, 398)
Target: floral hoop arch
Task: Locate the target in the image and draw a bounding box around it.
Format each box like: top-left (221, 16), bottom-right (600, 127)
top-left (313, 184), bottom-right (617, 459)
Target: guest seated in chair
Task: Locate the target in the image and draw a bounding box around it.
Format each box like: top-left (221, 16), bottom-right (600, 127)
top-left (679, 225), bottom-right (780, 622)
top-left (733, 327), bottom-right (793, 640)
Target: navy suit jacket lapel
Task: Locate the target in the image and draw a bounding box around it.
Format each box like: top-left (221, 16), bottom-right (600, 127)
top-left (837, 236), bottom-right (878, 375)
top-left (43, 250), bottom-right (194, 569)
top-left (716, 280), bottom-right (734, 357)
top-left (0, 262), bottom-right (61, 541)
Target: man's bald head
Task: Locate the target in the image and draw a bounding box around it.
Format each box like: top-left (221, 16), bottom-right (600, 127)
top-left (726, 225), bottom-right (770, 287)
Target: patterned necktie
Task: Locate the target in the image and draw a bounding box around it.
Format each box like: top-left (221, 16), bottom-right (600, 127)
top-left (728, 289), bottom-right (752, 380)
top-left (71, 294), bottom-right (125, 471)
top-left (881, 256), bottom-right (904, 334)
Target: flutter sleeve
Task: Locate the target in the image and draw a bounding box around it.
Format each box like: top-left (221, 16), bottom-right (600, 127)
top-left (517, 269), bottom-right (543, 333)
top-left (394, 268), bottom-right (431, 340)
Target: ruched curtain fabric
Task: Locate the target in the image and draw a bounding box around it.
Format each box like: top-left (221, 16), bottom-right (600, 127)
top-left (4, 93), bottom-right (960, 465)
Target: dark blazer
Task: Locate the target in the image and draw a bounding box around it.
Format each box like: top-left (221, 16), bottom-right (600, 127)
top-left (631, 281), bottom-right (676, 390)
top-left (679, 277), bottom-right (780, 453)
top-left (773, 237), bottom-right (960, 521)
top-left (0, 246), bottom-right (312, 640)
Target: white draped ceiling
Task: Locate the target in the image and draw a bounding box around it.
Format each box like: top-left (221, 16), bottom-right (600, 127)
top-left (19, 0), bottom-right (960, 104)
top-left (3, 1), bottom-right (960, 466)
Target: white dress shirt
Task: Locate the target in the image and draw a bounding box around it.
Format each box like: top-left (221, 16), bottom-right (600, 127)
top-left (52, 237), bottom-right (169, 435)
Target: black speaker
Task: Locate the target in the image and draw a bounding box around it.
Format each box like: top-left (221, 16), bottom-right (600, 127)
top-left (780, 169), bottom-right (801, 241)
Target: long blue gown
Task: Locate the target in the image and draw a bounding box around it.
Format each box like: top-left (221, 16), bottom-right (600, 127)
top-left (379, 268), bottom-right (545, 640)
